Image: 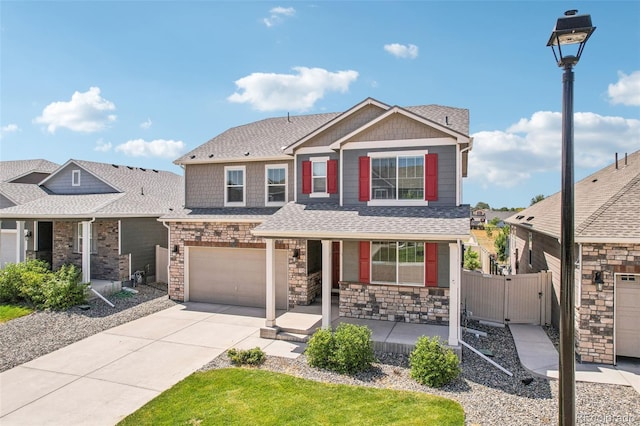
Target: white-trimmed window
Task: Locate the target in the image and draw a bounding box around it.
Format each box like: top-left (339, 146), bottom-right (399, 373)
top-left (72, 169), bottom-right (81, 186)
top-left (371, 241), bottom-right (425, 286)
top-left (225, 166), bottom-right (246, 207)
top-left (311, 157), bottom-right (328, 197)
top-left (74, 223), bottom-right (97, 253)
top-left (265, 164), bottom-right (287, 206)
top-left (367, 151), bottom-right (426, 205)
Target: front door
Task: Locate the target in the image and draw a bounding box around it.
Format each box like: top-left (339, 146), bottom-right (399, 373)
top-left (36, 221), bottom-right (53, 268)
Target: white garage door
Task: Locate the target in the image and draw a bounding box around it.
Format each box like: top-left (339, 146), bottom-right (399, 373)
top-left (616, 274), bottom-right (640, 358)
top-left (1, 230), bottom-right (17, 269)
top-left (188, 247), bottom-right (288, 309)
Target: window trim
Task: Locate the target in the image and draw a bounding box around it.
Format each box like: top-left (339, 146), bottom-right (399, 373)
top-left (265, 164), bottom-right (288, 207)
top-left (367, 150), bottom-right (428, 206)
top-left (309, 156), bottom-right (330, 198)
top-left (370, 241), bottom-right (426, 287)
top-left (72, 169), bottom-right (81, 187)
top-left (74, 222), bottom-right (97, 254)
top-left (224, 165), bottom-right (246, 207)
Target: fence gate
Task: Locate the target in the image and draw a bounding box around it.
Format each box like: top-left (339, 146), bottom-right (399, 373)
top-left (461, 270), bottom-right (551, 325)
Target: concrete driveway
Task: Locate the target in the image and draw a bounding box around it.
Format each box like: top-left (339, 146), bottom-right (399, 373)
top-left (0, 302), bottom-right (304, 426)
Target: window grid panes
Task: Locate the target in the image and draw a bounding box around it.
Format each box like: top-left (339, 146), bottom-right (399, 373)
top-left (267, 167), bottom-right (286, 203)
top-left (226, 169), bottom-right (244, 203)
top-left (312, 161), bottom-right (327, 193)
top-left (371, 156), bottom-right (423, 200)
top-left (371, 241), bottom-right (425, 286)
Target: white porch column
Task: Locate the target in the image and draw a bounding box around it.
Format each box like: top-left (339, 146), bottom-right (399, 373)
top-left (265, 238), bottom-right (276, 327)
top-left (448, 241), bottom-right (461, 346)
top-left (321, 239), bottom-right (332, 329)
top-left (16, 221), bottom-right (26, 263)
top-left (81, 221), bottom-right (91, 283)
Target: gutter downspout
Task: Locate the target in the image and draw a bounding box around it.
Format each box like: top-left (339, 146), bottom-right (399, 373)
top-left (458, 140), bottom-right (473, 206)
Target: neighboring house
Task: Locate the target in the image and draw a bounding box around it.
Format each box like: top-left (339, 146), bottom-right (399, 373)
top-left (506, 150), bottom-right (640, 364)
top-left (162, 97), bottom-right (472, 348)
top-left (0, 159), bottom-right (184, 284)
top-left (0, 159), bottom-right (58, 267)
top-left (471, 209), bottom-right (513, 229)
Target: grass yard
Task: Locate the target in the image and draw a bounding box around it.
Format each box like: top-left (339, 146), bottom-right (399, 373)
top-left (119, 368), bottom-right (464, 426)
top-left (0, 304), bottom-right (33, 323)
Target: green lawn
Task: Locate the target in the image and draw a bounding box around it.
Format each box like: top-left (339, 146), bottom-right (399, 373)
top-left (0, 304), bottom-right (33, 323)
top-left (119, 368), bottom-right (464, 426)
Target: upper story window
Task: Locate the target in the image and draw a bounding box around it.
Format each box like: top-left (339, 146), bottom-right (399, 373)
top-left (302, 157), bottom-right (337, 198)
top-left (360, 151), bottom-right (437, 205)
top-left (74, 222), bottom-right (97, 254)
top-left (72, 169), bottom-right (81, 186)
top-left (265, 164), bottom-right (287, 206)
top-left (225, 166), bottom-right (246, 207)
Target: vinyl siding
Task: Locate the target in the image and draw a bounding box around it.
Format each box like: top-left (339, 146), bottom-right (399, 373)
top-left (184, 160), bottom-right (294, 208)
top-left (296, 153), bottom-right (340, 204)
top-left (301, 104), bottom-right (386, 148)
top-left (43, 164), bottom-right (116, 194)
top-left (0, 195), bottom-right (16, 209)
top-left (120, 218), bottom-right (168, 280)
top-left (342, 145), bottom-right (457, 206)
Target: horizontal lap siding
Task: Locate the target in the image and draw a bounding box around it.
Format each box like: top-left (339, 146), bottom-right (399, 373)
top-left (44, 164), bottom-right (115, 194)
top-left (296, 153), bottom-right (340, 204)
top-left (342, 145), bottom-right (457, 207)
top-left (121, 218), bottom-right (169, 280)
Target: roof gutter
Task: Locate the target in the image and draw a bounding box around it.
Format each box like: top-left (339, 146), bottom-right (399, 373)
top-left (251, 230), bottom-right (470, 241)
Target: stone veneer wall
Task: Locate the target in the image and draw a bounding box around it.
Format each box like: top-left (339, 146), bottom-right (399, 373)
top-left (118, 253), bottom-right (131, 282)
top-left (168, 221), bottom-right (306, 306)
top-left (339, 282), bottom-right (449, 324)
top-left (577, 243), bottom-right (640, 364)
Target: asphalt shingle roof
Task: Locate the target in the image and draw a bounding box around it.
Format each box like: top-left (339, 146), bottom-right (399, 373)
top-left (175, 98), bottom-right (469, 165)
top-left (0, 182), bottom-right (49, 205)
top-left (0, 159), bottom-right (58, 182)
top-left (253, 202), bottom-right (471, 240)
top-left (161, 207), bottom-right (282, 222)
top-left (506, 150), bottom-right (640, 241)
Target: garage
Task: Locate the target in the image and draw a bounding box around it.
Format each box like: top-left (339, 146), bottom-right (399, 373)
top-left (188, 247), bottom-right (288, 309)
top-left (1, 229), bottom-right (17, 268)
top-left (615, 274), bottom-right (640, 358)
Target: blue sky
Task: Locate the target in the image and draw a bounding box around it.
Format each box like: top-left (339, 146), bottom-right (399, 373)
top-left (1, 1), bottom-right (638, 208)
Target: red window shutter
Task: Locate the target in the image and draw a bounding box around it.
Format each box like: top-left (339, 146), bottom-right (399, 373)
top-left (425, 243), bottom-right (438, 287)
top-left (359, 241), bottom-right (370, 283)
top-left (359, 156), bottom-right (370, 201)
top-left (425, 153), bottom-right (438, 201)
top-left (302, 161), bottom-right (312, 194)
top-left (327, 159), bottom-right (338, 194)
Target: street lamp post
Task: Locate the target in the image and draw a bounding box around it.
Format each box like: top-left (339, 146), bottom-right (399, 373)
top-left (547, 10), bottom-right (595, 426)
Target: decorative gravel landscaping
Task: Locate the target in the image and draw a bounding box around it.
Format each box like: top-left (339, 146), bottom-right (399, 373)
top-left (1, 291), bottom-right (638, 425)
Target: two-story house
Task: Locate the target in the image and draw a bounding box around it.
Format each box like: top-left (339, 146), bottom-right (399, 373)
top-left (163, 98), bottom-right (472, 348)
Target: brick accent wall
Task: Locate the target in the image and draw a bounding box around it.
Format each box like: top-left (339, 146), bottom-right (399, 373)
top-left (577, 243), bottom-right (640, 364)
top-left (168, 221), bottom-right (306, 306)
top-left (339, 282), bottom-right (449, 324)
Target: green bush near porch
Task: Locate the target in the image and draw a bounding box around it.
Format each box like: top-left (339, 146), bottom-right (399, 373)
top-left (0, 260), bottom-right (87, 310)
top-left (410, 336), bottom-right (461, 388)
top-left (118, 368), bottom-right (464, 425)
top-left (306, 323), bottom-right (376, 374)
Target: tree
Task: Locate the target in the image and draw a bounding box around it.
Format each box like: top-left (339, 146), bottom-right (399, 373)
top-left (495, 225), bottom-right (510, 262)
top-left (474, 201), bottom-right (490, 210)
top-left (530, 194), bottom-right (545, 206)
top-left (463, 248), bottom-right (480, 270)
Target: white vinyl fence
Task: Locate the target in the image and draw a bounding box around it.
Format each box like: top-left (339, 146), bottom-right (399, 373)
top-left (155, 245), bottom-right (168, 284)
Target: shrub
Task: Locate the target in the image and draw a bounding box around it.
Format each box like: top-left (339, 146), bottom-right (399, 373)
top-left (410, 336), bottom-right (460, 388)
top-left (227, 347), bottom-right (266, 366)
top-left (463, 248), bottom-right (480, 271)
top-left (0, 260), bottom-right (87, 310)
top-left (306, 323), bottom-right (375, 374)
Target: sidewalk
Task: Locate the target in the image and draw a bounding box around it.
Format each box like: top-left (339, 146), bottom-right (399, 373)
top-left (509, 324), bottom-right (640, 394)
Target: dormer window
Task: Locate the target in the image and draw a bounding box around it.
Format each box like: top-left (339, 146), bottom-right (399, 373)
top-left (224, 166), bottom-right (245, 207)
top-left (72, 169), bottom-right (81, 186)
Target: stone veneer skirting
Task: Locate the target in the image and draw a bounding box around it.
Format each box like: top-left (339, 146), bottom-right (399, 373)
top-left (576, 243), bottom-right (640, 364)
top-left (339, 282), bottom-right (449, 324)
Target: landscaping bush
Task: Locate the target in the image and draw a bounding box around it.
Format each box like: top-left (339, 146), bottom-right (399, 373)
top-left (227, 347), bottom-right (266, 366)
top-left (0, 260), bottom-right (87, 310)
top-left (306, 323), bottom-right (375, 374)
top-left (410, 336), bottom-right (461, 388)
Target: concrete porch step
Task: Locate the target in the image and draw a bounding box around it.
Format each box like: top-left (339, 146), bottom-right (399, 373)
top-left (275, 331), bottom-right (310, 343)
top-left (278, 325), bottom-right (320, 335)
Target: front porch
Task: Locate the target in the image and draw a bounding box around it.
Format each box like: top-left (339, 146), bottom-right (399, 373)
top-left (263, 297), bottom-right (453, 356)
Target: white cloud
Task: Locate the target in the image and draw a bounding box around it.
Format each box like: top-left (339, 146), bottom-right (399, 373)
top-left (384, 43), bottom-right (419, 59)
top-left (263, 6), bottom-right (295, 27)
top-left (34, 87), bottom-right (116, 133)
top-left (228, 66), bottom-right (359, 112)
top-left (94, 139), bottom-right (112, 152)
top-left (140, 118), bottom-right (152, 129)
top-left (115, 139), bottom-right (186, 159)
top-left (0, 123), bottom-right (20, 139)
top-left (469, 111), bottom-right (640, 188)
top-left (608, 70), bottom-right (640, 106)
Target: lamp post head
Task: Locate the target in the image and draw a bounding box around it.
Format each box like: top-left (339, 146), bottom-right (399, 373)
top-left (547, 10), bottom-right (596, 67)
